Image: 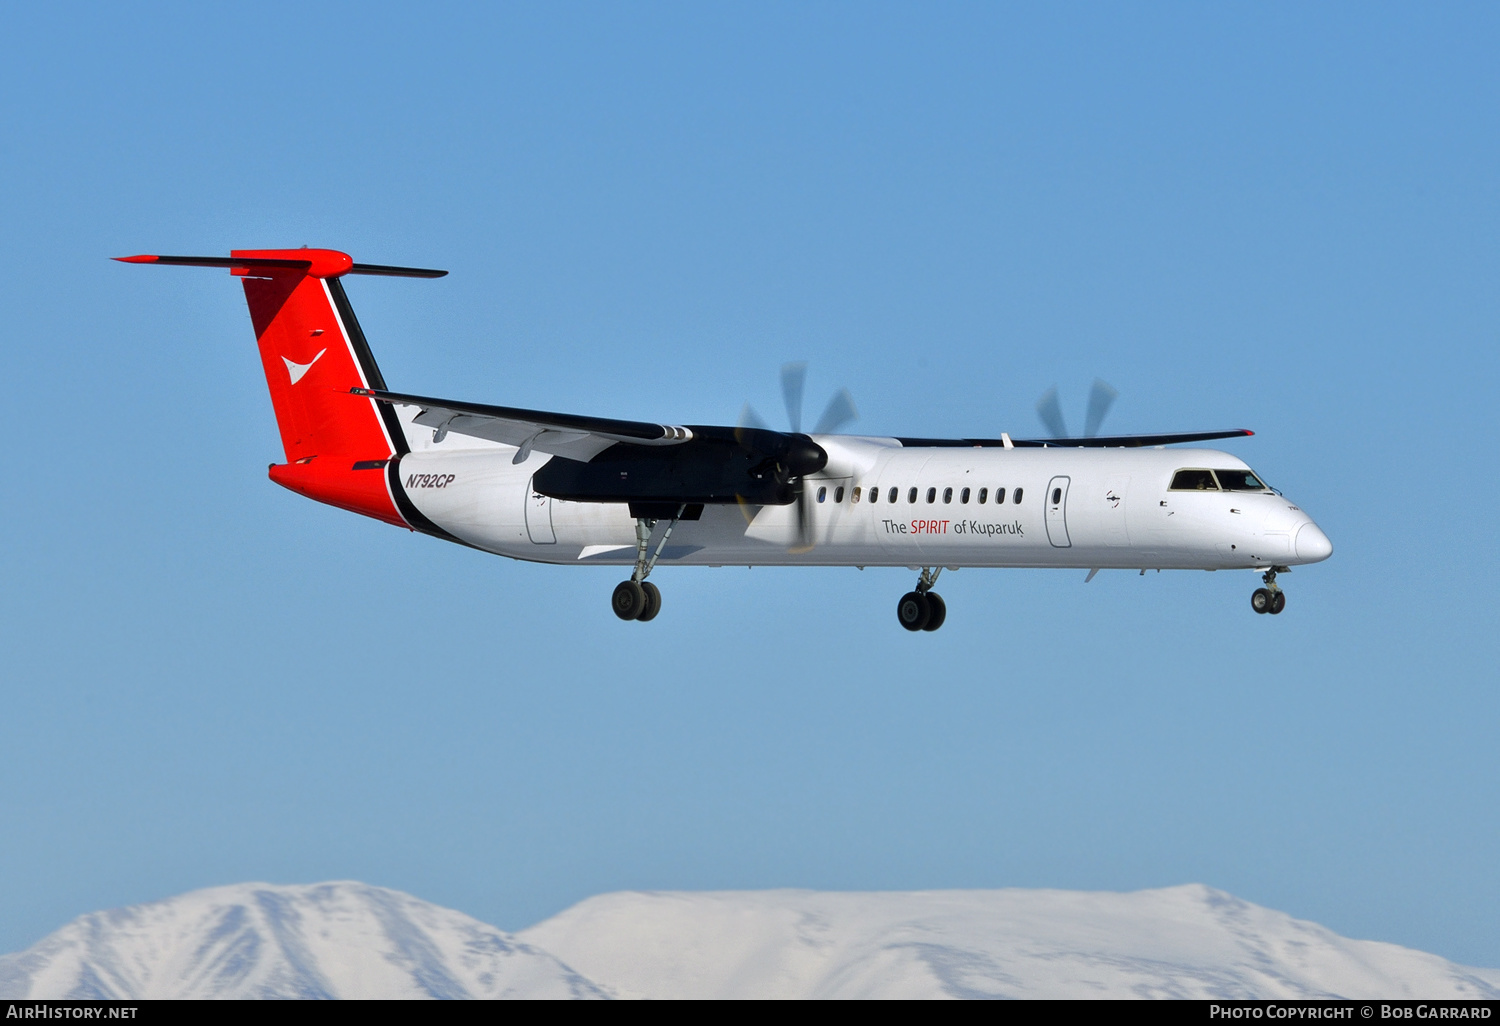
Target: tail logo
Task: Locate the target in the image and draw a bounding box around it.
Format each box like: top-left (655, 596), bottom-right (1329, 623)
top-left (282, 348), bottom-right (327, 385)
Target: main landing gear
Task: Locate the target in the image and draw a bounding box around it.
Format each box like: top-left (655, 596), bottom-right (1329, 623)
top-left (613, 505), bottom-right (685, 622)
top-left (897, 567), bottom-right (947, 632)
top-left (1251, 566), bottom-right (1289, 615)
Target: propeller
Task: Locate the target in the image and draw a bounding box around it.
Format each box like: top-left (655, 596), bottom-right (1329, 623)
top-left (1035, 386), bottom-right (1068, 439)
top-left (781, 362), bottom-right (806, 433)
top-left (1035, 379), bottom-right (1119, 439)
top-left (813, 387), bottom-right (859, 435)
top-left (738, 362), bottom-right (858, 551)
top-left (1083, 379), bottom-right (1119, 438)
top-left (775, 362), bottom-right (861, 436)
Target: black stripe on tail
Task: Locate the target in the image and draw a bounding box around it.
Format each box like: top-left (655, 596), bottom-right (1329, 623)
top-left (326, 277), bottom-right (410, 456)
top-left (386, 458), bottom-right (466, 544)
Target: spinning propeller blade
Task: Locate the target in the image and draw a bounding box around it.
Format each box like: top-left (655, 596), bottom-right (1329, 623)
top-left (814, 388), bottom-right (859, 435)
top-left (780, 362), bottom-right (807, 434)
top-left (1036, 379), bottom-right (1119, 439)
top-left (790, 478), bottom-right (816, 554)
top-left (1083, 379), bottom-right (1119, 438)
top-left (740, 362), bottom-right (858, 552)
top-left (1036, 386), bottom-right (1068, 438)
top-left (738, 402), bottom-right (772, 434)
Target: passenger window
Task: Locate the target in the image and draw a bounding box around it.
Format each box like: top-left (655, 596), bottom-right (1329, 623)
top-left (1013, 487), bottom-right (1023, 504)
top-left (1214, 470), bottom-right (1268, 492)
top-left (834, 486), bottom-right (845, 503)
top-left (943, 487), bottom-right (953, 503)
top-left (978, 488), bottom-right (988, 504)
top-left (908, 487), bottom-right (917, 503)
top-left (817, 486), bottom-right (827, 502)
top-left (960, 487), bottom-right (970, 504)
top-left (1170, 469), bottom-right (1219, 491)
top-left (889, 487), bottom-right (898, 503)
top-left (852, 486), bottom-right (862, 503)
top-left (994, 488), bottom-right (1005, 504)
top-left (926, 487), bottom-right (936, 503)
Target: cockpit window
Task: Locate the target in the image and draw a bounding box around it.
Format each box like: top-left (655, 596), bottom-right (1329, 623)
top-left (1170, 469), bottom-right (1219, 491)
top-left (1214, 469), bottom-right (1269, 492)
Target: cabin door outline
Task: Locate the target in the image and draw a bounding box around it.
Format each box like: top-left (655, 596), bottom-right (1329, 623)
top-left (1045, 475), bottom-right (1072, 548)
top-left (525, 477), bottom-right (557, 544)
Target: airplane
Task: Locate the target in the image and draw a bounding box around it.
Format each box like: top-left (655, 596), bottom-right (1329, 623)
top-left (117, 247), bottom-right (1333, 630)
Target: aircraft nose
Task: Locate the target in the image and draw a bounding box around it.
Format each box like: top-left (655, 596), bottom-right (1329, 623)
top-left (1295, 522), bottom-right (1333, 563)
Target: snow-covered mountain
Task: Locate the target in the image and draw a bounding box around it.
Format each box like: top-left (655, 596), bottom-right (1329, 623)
top-left (4, 881), bottom-right (1498, 999)
top-left (0, 882), bottom-right (603, 999)
top-left (520, 884), bottom-right (1500, 999)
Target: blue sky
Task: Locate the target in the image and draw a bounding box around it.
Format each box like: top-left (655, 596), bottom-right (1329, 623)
top-left (2, 2), bottom-right (1498, 967)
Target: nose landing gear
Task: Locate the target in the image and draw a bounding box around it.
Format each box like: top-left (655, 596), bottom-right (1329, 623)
top-left (898, 567), bottom-right (947, 632)
top-left (612, 506), bottom-right (682, 622)
top-left (1251, 566), bottom-right (1289, 615)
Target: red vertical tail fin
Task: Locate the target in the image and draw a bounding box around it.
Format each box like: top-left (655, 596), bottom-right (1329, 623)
top-left (235, 252), bottom-right (403, 464)
top-left (116, 248), bottom-right (449, 529)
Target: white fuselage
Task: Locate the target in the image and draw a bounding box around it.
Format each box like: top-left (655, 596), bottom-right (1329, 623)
top-left (392, 433), bottom-right (1333, 572)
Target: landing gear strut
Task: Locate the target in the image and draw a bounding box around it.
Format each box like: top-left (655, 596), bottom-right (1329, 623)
top-left (613, 506), bottom-right (684, 622)
top-left (1251, 566), bottom-right (1288, 615)
top-left (897, 567), bottom-right (947, 632)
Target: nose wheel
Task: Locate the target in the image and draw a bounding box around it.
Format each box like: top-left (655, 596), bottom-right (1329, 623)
top-left (1251, 567), bottom-right (1288, 615)
top-left (897, 568), bottom-right (947, 632)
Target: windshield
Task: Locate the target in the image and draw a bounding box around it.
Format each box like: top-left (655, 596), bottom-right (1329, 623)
top-left (1214, 469), bottom-right (1269, 492)
top-left (1169, 469), bottom-right (1219, 491)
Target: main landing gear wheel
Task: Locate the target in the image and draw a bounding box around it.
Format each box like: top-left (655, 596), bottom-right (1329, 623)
top-left (612, 580), bottom-right (646, 620)
top-left (1251, 588), bottom-right (1272, 614)
top-left (637, 581), bottom-right (662, 622)
top-left (898, 591), bottom-right (930, 631)
top-left (898, 567), bottom-right (950, 633)
top-left (612, 504), bottom-right (687, 623)
top-left (922, 592), bottom-right (946, 632)
top-left (1269, 590), bottom-right (1286, 615)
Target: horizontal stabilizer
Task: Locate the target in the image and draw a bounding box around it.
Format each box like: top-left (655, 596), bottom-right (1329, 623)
top-left (114, 250), bottom-right (446, 279)
top-left (341, 262), bottom-right (449, 278)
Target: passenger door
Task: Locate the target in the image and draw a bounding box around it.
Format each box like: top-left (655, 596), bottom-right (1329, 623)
top-left (525, 476), bottom-right (556, 544)
top-left (1045, 475), bottom-right (1071, 548)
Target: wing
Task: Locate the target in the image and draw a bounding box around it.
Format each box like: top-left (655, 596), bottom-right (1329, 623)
top-left (894, 429), bottom-right (1254, 449)
top-left (352, 387), bottom-right (693, 462)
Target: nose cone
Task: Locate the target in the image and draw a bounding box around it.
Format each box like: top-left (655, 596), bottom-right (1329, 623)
top-left (1295, 522), bottom-right (1333, 563)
